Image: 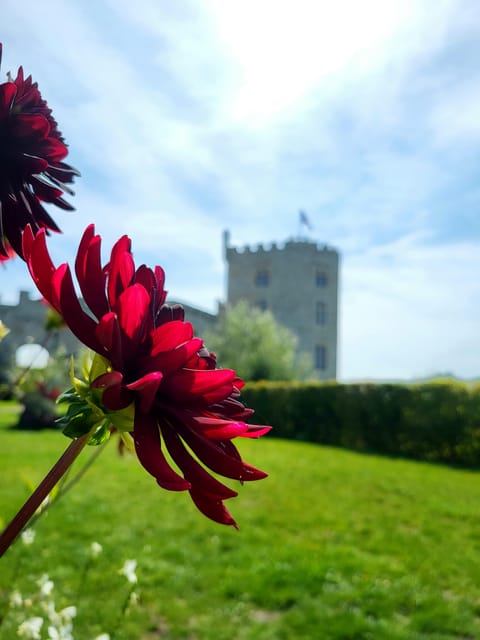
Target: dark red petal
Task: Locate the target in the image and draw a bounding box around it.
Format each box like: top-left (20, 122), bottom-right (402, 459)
top-left (239, 425), bottom-right (272, 438)
top-left (149, 321), bottom-right (194, 355)
top-left (116, 284), bottom-right (150, 343)
top-left (45, 162), bottom-right (80, 183)
top-left (0, 82), bottom-right (17, 118)
top-left (133, 411), bottom-right (191, 492)
top-left (48, 195), bottom-right (74, 211)
top-left (189, 486), bottom-right (238, 528)
top-left (160, 368), bottom-right (236, 406)
top-left (200, 420), bottom-right (249, 440)
top-left (173, 416), bottom-right (268, 481)
top-left (29, 176), bottom-right (63, 202)
top-left (107, 235), bottom-right (134, 307)
top-left (95, 312), bottom-right (123, 368)
top-left (141, 337), bottom-right (203, 376)
top-left (10, 113), bottom-right (50, 138)
top-left (91, 372), bottom-right (132, 410)
top-left (39, 137), bottom-right (68, 162)
top-left (24, 228), bottom-right (59, 309)
top-left (126, 372), bottom-right (163, 413)
top-left (162, 424), bottom-right (238, 500)
top-left (134, 264), bottom-right (155, 291)
top-left (75, 226), bottom-right (109, 318)
top-left (16, 153), bottom-right (49, 173)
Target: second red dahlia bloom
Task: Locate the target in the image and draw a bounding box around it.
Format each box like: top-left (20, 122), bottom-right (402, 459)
top-left (0, 43), bottom-right (79, 260)
top-left (23, 224), bottom-right (270, 527)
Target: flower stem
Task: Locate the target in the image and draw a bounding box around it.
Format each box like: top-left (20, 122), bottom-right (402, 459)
top-left (0, 433), bottom-right (90, 558)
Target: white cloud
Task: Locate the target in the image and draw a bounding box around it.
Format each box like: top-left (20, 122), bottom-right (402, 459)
top-left (341, 234), bottom-right (480, 379)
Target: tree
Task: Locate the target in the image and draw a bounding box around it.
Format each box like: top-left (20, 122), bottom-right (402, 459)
top-left (204, 301), bottom-right (312, 381)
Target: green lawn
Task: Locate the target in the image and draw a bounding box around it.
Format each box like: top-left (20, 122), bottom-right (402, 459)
top-left (1, 402), bottom-right (480, 639)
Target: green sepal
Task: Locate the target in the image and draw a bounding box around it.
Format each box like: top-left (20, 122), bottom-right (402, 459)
top-left (56, 351), bottom-right (135, 445)
top-left (87, 420), bottom-right (112, 446)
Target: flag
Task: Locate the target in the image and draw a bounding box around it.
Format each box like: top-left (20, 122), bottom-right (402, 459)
top-left (299, 210), bottom-right (313, 231)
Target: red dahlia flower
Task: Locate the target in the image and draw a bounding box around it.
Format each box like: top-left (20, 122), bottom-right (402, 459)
top-left (23, 224), bottom-right (271, 527)
top-left (0, 43), bottom-right (79, 260)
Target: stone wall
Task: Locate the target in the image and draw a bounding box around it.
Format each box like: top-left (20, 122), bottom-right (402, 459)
top-left (224, 236), bottom-right (339, 380)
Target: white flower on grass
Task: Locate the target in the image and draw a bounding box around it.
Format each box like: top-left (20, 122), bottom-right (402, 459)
top-left (90, 541), bottom-right (103, 558)
top-left (119, 559), bottom-right (138, 584)
top-left (10, 590), bottom-right (23, 607)
top-left (37, 574), bottom-right (54, 597)
top-left (17, 616), bottom-right (44, 639)
top-left (42, 601), bottom-right (59, 626)
top-left (20, 528), bottom-right (36, 545)
top-left (47, 623), bottom-right (73, 640)
top-left (93, 634), bottom-right (110, 640)
top-left (42, 602), bottom-right (76, 639)
top-left (59, 606), bottom-right (76, 623)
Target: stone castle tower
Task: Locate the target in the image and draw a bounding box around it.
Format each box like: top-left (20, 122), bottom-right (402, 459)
top-left (224, 231), bottom-right (339, 380)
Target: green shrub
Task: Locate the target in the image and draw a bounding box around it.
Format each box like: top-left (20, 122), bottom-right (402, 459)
top-left (243, 380), bottom-right (480, 466)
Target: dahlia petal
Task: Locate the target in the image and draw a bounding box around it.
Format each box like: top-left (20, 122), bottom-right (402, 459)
top-left (91, 372), bottom-right (132, 410)
top-left (75, 226), bottom-right (109, 318)
top-left (162, 424), bottom-right (238, 500)
top-left (45, 161), bottom-right (81, 182)
top-left (126, 372), bottom-right (163, 413)
top-left (24, 228), bottom-right (59, 307)
top-left (39, 137), bottom-right (68, 162)
top-left (116, 284), bottom-right (150, 344)
top-left (107, 235), bottom-right (134, 307)
top-left (156, 304), bottom-right (184, 325)
top-left (174, 419), bottom-right (268, 482)
top-left (23, 189), bottom-right (61, 232)
top-left (10, 114), bottom-right (50, 138)
top-left (150, 321), bottom-right (194, 355)
top-left (200, 421), bottom-right (249, 440)
top-left (95, 312), bottom-right (123, 367)
top-left (49, 195), bottom-right (75, 211)
top-left (29, 175), bottom-right (63, 202)
top-left (160, 368), bottom-right (236, 406)
top-left (189, 486), bottom-right (238, 528)
top-left (16, 153), bottom-right (49, 174)
top-left (21, 224), bottom-right (35, 260)
top-left (0, 82), bottom-right (17, 117)
top-left (193, 416), bottom-right (270, 440)
top-left (133, 411), bottom-right (191, 492)
top-left (134, 264), bottom-right (155, 292)
top-left (209, 397), bottom-right (255, 420)
top-left (91, 371), bottom-right (124, 388)
top-left (239, 425), bottom-right (272, 438)
top-left (141, 337), bottom-right (203, 376)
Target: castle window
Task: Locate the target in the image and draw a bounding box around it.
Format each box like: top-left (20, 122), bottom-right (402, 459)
top-left (316, 301), bottom-right (326, 325)
top-left (256, 300), bottom-right (268, 311)
top-left (255, 270), bottom-right (270, 287)
top-left (316, 270), bottom-right (327, 287)
top-left (315, 345), bottom-right (327, 370)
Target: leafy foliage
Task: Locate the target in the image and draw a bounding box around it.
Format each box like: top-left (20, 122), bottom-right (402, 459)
top-left (204, 301), bottom-right (312, 381)
top-left (242, 379), bottom-right (480, 466)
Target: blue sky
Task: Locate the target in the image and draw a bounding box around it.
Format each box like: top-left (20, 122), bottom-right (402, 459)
top-left (1, 0), bottom-right (480, 380)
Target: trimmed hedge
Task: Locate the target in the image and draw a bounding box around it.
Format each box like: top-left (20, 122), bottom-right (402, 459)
top-left (242, 380), bottom-right (480, 466)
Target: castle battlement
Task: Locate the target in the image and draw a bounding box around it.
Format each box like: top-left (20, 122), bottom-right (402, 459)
top-left (226, 239), bottom-right (338, 257)
top-left (223, 230), bottom-right (339, 380)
